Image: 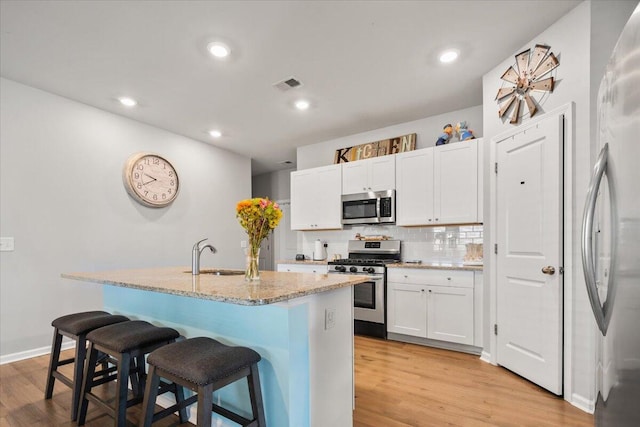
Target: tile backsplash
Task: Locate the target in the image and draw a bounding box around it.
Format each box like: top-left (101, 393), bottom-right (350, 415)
top-left (299, 224), bottom-right (483, 263)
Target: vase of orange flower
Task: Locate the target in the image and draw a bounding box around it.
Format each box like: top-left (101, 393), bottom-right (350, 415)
top-left (236, 197), bottom-right (283, 281)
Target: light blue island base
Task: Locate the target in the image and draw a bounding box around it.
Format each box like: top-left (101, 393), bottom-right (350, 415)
top-left (103, 284), bottom-right (354, 427)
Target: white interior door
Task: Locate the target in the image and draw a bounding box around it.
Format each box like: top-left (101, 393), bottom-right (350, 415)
top-left (496, 113), bottom-right (563, 395)
top-left (273, 200), bottom-right (297, 262)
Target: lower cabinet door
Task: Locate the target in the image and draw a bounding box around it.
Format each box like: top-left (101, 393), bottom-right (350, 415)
top-left (426, 286), bottom-right (474, 345)
top-left (387, 283), bottom-right (427, 338)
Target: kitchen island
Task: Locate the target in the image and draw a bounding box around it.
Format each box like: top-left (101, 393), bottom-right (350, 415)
top-left (62, 267), bottom-right (368, 427)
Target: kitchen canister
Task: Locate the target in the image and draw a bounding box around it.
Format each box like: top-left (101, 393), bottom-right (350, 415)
top-left (313, 239), bottom-right (327, 261)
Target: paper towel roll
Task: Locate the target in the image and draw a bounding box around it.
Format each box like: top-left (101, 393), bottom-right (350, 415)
top-left (313, 239), bottom-right (326, 260)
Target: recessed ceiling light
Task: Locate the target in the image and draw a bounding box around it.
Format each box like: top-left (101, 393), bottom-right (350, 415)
top-left (118, 97), bottom-right (137, 107)
top-left (209, 129), bottom-right (222, 138)
top-left (439, 49), bottom-right (459, 63)
top-left (207, 42), bottom-right (230, 58)
top-left (294, 100), bottom-right (310, 110)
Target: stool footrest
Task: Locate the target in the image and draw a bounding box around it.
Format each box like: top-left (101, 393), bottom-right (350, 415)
top-left (212, 402), bottom-right (254, 426)
top-left (51, 371), bottom-right (73, 388)
top-left (56, 356), bottom-right (75, 367)
top-left (152, 394), bottom-right (197, 423)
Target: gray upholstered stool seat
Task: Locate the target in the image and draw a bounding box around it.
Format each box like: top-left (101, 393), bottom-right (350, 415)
top-left (45, 310), bottom-right (129, 421)
top-left (139, 337), bottom-right (266, 427)
top-left (77, 320), bottom-right (184, 427)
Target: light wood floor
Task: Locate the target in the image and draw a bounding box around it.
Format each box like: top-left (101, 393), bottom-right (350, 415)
top-left (0, 337), bottom-right (594, 426)
top-left (353, 336), bottom-right (594, 427)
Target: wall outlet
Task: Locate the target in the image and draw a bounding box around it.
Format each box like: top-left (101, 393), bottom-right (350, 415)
top-left (0, 237), bottom-right (14, 252)
top-left (325, 308), bottom-right (336, 330)
top-left (240, 240), bottom-right (247, 248)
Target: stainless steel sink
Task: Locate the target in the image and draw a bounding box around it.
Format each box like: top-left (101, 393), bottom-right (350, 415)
top-left (190, 269), bottom-right (245, 276)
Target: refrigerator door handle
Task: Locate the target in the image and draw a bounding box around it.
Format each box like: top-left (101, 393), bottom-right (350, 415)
top-left (581, 143), bottom-right (615, 336)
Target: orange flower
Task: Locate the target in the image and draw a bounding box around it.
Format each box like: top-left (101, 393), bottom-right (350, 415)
top-left (236, 197), bottom-right (283, 255)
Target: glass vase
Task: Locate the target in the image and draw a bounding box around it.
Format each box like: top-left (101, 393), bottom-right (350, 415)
top-left (245, 246), bottom-right (261, 281)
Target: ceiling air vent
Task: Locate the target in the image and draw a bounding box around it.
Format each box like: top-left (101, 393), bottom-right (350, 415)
top-left (273, 77), bottom-right (302, 91)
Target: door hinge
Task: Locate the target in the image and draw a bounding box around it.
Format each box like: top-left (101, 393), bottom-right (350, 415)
top-left (494, 243), bottom-right (498, 255)
top-left (495, 162), bottom-right (498, 174)
top-left (494, 324), bottom-right (498, 335)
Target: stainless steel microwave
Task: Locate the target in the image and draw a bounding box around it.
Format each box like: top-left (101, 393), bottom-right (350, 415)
top-left (341, 190), bottom-right (395, 225)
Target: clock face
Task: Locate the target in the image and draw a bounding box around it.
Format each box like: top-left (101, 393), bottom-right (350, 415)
top-left (122, 153), bottom-right (179, 208)
top-left (496, 44), bottom-right (560, 125)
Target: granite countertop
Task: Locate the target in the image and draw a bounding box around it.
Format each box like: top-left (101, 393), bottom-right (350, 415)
top-left (277, 259), bottom-right (329, 265)
top-left (277, 259), bottom-right (482, 271)
top-left (388, 262), bottom-right (483, 271)
top-left (62, 266), bottom-right (368, 306)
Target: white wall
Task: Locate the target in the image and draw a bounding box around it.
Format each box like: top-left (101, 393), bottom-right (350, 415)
top-left (252, 168), bottom-right (293, 201)
top-left (481, 0), bottom-right (637, 411)
top-left (0, 78), bottom-right (251, 359)
top-left (297, 105), bottom-right (483, 170)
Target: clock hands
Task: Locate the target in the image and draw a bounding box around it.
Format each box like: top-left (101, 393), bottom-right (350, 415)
top-left (142, 173), bottom-right (157, 186)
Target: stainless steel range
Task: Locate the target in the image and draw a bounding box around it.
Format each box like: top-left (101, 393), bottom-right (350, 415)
top-left (328, 240), bottom-right (401, 338)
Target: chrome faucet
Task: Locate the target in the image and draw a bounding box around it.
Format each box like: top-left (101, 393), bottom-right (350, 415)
top-left (192, 238), bottom-right (217, 275)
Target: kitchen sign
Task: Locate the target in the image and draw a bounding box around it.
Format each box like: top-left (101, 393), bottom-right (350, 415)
top-left (334, 133), bottom-right (416, 164)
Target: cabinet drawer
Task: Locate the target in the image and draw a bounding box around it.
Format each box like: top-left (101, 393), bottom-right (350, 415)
top-left (277, 264), bottom-right (328, 274)
top-left (387, 269), bottom-right (473, 288)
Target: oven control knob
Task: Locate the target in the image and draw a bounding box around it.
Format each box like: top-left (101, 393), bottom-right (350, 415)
top-left (334, 265), bottom-right (346, 273)
top-left (364, 267), bottom-right (375, 274)
top-left (349, 266), bottom-right (358, 273)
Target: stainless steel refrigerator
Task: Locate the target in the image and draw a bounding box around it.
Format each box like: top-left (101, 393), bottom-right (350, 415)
top-left (582, 5), bottom-right (640, 426)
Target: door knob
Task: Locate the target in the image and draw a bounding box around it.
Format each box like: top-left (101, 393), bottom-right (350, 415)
top-left (541, 266), bottom-right (556, 275)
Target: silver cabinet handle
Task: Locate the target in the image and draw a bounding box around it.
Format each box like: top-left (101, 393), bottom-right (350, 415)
top-left (581, 143), bottom-right (616, 335)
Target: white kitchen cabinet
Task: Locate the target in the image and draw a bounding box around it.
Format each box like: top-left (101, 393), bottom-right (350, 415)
top-left (387, 268), bottom-right (476, 346)
top-left (395, 139), bottom-right (480, 226)
top-left (434, 140), bottom-right (478, 224)
top-left (342, 155), bottom-right (395, 195)
top-left (395, 148), bottom-right (434, 225)
top-left (277, 263), bottom-right (329, 274)
top-left (426, 285), bottom-right (474, 345)
top-left (387, 282), bottom-right (427, 337)
top-left (290, 164), bottom-right (342, 230)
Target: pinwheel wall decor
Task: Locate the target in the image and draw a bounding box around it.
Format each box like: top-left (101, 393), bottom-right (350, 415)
top-left (496, 44), bottom-right (560, 124)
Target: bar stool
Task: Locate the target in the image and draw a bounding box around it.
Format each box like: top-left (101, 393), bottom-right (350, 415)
top-left (44, 310), bottom-right (129, 421)
top-left (77, 320), bottom-right (185, 427)
top-left (139, 336), bottom-right (266, 427)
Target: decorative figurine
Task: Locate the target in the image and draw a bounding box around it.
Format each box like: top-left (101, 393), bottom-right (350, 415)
top-left (455, 121), bottom-right (475, 141)
top-left (435, 124), bottom-right (453, 146)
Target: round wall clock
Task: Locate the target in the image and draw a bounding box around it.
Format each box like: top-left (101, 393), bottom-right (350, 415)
top-left (496, 44), bottom-right (560, 124)
top-left (122, 152), bottom-right (179, 208)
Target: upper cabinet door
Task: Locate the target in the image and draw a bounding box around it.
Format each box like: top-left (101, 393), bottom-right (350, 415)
top-left (342, 161), bottom-right (369, 194)
top-left (291, 164), bottom-right (342, 230)
top-left (368, 156), bottom-right (396, 192)
top-left (342, 156), bottom-right (395, 195)
top-left (434, 140), bottom-right (479, 224)
top-left (395, 148), bottom-right (434, 225)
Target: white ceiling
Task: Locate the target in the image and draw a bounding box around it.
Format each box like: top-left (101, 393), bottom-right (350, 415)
top-left (0, 0), bottom-right (581, 175)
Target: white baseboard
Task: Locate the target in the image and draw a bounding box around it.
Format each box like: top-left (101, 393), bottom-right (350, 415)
top-left (569, 393), bottom-right (595, 414)
top-left (480, 350), bottom-right (492, 364)
top-left (0, 341), bottom-right (75, 365)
